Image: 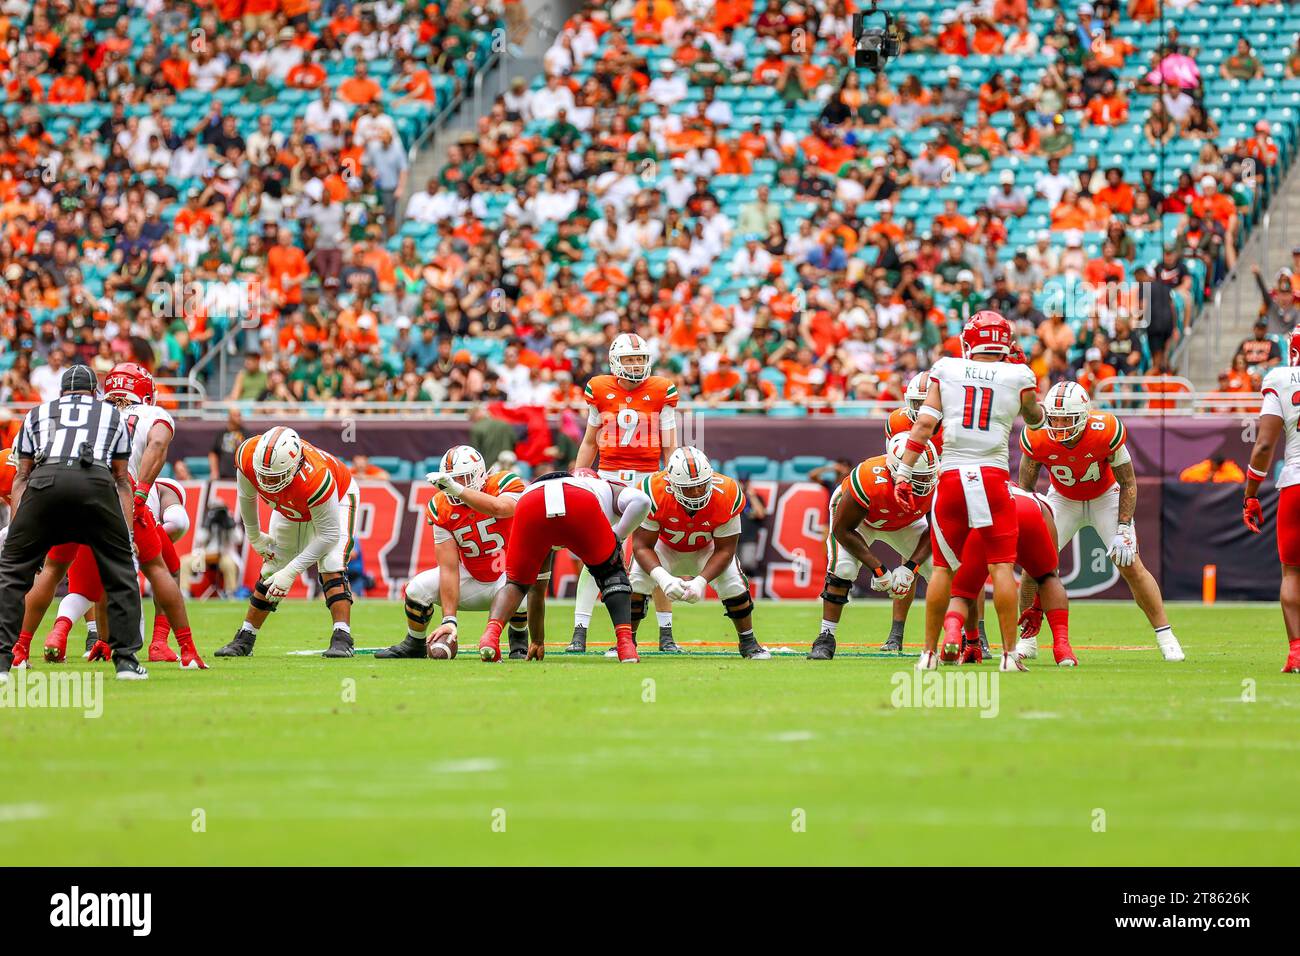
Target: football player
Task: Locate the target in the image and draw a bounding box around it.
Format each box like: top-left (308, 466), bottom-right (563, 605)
top-left (893, 311), bottom-right (1046, 672)
top-left (1018, 381), bottom-right (1184, 662)
top-left (630, 447), bottom-right (769, 659)
top-left (921, 484), bottom-right (1077, 668)
top-left (811, 434), bottom-right (939, 660)
top-left (1242, 325), bottom-right (1300, 672)
top-left (568, 333), bottom-right (680, 654)
top-left (215, 426), bottom-right (360, 658)
top-left (16, 364), bottom-right (205, 670)
top-left (376, 446), bottom-right (531, 660)
top-left (885, 372), bottom-right (944, 453)
top-left (475, 469), bottom-right (651, 663)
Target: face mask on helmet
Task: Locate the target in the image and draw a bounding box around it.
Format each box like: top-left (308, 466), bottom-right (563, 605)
top-left (671, 476), bottom-right (713, 512)
top-left (1047, 411), bottom-right (1086, 443)
top-left (909, 460), bottom-right (938, 497)
top-left (257, 461), bottom-right (299, 494)
top-left (614, 352), bottom-right (650, 382)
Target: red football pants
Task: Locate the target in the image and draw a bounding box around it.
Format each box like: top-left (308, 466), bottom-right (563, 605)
top-left (506, 482), bottom-right (618, 586)
top-left (930, 466), bottom-right (1018, 570)
top-left (951, 493), bottom-right (1059, 599)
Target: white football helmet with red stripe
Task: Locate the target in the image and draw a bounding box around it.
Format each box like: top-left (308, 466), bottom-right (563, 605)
top-left (103, 362), bottom-right (156, 406)
top-left (1043, 381), bottom-right (1090, 443)
top-left (903, 371), bottom-right (931, 421)
top-left (665, 446), bottom-right (714, 512)
top-left (885, 433), bottom-right (939, 496)
top-left (1290, 325), bottom-right (1300, 366)
top-left (439, 444), bottom-right (487, 504)
top-left (609, 332), bottom-right (652, 383)
top-left (253, 426), bottom-right (304, 494)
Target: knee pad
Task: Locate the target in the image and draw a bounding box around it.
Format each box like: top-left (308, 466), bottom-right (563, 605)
top-left (321, 572), bottom-right (353, 608)
top-left (587, 547), bottom-right (631, 596)
top-left (630, 592), bottom-right (648, 625)
top-left (722, 592), bottom-right (754, 621)
top-left (821, 573), bottom-right (853, 605)
top-left (405, 571), bottom-right (438, 608)
top-left (162, 504), bottom-right (191, 541)
top-left (250, 579), bottom-right (279, 613)
top-left (405, 594), bottom-right (434, 629)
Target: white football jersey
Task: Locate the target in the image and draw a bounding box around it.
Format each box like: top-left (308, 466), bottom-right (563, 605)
top-left (1260, 366), bottom-right (1300, 489)
top-left (118, 403), bottom-right (176, 482)
top-left (927, 357), bottom-right (1037, 472)
top-left (519, 474), bottom-right (620, 526)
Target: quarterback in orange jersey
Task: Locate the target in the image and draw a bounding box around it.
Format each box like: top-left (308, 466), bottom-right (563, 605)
top-left (885, 371), bottom-right (944, 455)
top-left (1018, 381), bottom-right (1184, 662)
top-left (376, 446), bottom-right (533, 661)
top-left (215, 427), bottom-right (361, 659)
top-left (810, 434), bottom-right (940, 659)
top-left (569, 332), bottom-right (680, 654)
top-left (630, 447), bottom-right (769, 659)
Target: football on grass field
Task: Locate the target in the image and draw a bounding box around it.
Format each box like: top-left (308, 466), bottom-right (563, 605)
top-left (3, 598), bottom-right (1296, 867)
top-left (426, 633), bottom-right (457, 659)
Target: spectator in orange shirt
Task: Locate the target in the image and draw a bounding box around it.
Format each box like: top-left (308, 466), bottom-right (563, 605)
top-left (47, 62), bottom-right (88, 104)
top-left (1093, 167), bottom-right (1135, 216)
top-left (1245, 119), bottom-right (1279, 168)
top-left (350, 455), bottom-right (390, 480)
top-left (776, 346), bottom-right (823, 402)
top-left (287, 54), bottom-right (327, 90)
top-left (393, 59), bottom-right (437, 103)
top-left (937, 12), bottom-right (970, 55)
top-left (1077, 347), bottom-right (1117, 396)
top-left (268, 226), bottom-right (310, 313)
top-left (970, 16), bottom-right (1005, 55)
top-left (1050, 190), bottom-right (1090, 232)
top-left (173, 188), bottom-right (215, 235)
top-left (160, 44), bottom-right (192, 91)
top-left (702, 354), bottom-right (742, 400)
top-left (1178, 456), bottom-right (1246, 483)
top-left (242, 0), bottom-right (278, 36)
top-left (339, 63), bottom-right (383, 105)
top-left (1085, 79), bottom-right (1128, 126)
top-left (1192, 174), bottom-right (1239, 267)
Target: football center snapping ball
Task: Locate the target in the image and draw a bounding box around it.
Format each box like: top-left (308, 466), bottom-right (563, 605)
top-left (427, 633), bottom-right (458, 659)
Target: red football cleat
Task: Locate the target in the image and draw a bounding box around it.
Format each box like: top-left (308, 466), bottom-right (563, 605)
top-left (178, 638), bottom-right (208, 670)
top-left (616, 632), bottom-right (639, 663)
top-left (149, 640), bottom-right (179, 663)
top-left (960, 635), bottom-right (983, 665)
top-left (940, 615), bottom-right (962, 664)
top-left (85, 640), bottom-right (112, 663)
top-left (479, 633), bottom-right (501, 663)
top-left (1053, 639), bottom-right (1079, 667)
top-left (1284, 640), bottom-right (1300, 674)
top-left (43, 617), bottom-right (71, 662)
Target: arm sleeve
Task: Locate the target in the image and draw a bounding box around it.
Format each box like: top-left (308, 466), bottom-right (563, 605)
top-left (1108, 444), bottom-right (1132, 467)
top-left (284, 494), bottom-right (342, 577)
top-left (713, 515), bottom-right (742, 538)
top-left (587, 405), bottom-right (602, 427)
top-left (659, 406), bottom-right (677, 430)
top-left (1261, 385), bottom-right (1283, 418)
top-left (236, 471), bottom-right (263, 537)
top-left (612, 486), bottom-right (652, 540)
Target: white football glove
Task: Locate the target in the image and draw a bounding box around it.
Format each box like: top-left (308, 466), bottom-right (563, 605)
top-left (870, 567), bottom-right (894, 593)
top-left (651, 567), bottom-right (688, 601)
top-left (264, 566), bottom-right (299, 600)
top-left (250, 533), bottom-right (276, 562)
top-left (683, 576), bottom-right (708, 604)
top-left (890, 565), bottom-right (916, 598)
top-left (1108, 522), bottom-right (1137, 567)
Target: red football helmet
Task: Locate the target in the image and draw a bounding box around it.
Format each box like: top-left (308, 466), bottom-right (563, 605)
top-left (103, 362), bottom-right (156, 405)
top-left (962, 310), bottom-right (1013, 358)
top-left (1290, 326), bottom-right (1300, 366)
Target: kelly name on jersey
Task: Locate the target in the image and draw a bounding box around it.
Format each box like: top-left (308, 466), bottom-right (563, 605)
top-left (641, 471), bottom-right (745, 552)
top-left (427, 470), bottom-right (526, 581)
top-left (1020, 412), bottom-right (1127, 501)
top-left (585, 374), bottom-right (679, 472)
top-left (839, 455), bottom-right (929, 531)
top-left (236, 437), bottom-right (352, 520)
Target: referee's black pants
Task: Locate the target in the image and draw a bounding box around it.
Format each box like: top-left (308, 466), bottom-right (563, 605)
top-left (0, 465), bottom-right (143, 669)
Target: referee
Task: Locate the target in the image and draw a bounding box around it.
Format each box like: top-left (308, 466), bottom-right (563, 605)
top-left (0, 365), bottom-right (147, 682)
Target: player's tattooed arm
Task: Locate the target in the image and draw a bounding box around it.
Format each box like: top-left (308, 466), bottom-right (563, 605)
top-left (1020, 390), bottom-right (1046, 429)
top-left (830, 494), bottom-right (885, 573)
top-left (1245, 414), bottom-right (1283, 500)
top-left (1113, 460), bottom-right (1138, 525)
top-left (1018, 453), bottom-right (1043, 492)
top-left (112, 458), bottom-right (134, 526)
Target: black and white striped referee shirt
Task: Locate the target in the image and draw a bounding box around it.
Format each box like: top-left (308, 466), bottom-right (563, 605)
top-left (15, 393), bottom-right (131, 470)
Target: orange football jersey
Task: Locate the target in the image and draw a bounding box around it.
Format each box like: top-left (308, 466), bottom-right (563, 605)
top-left (640, 471), bottom-right (745, 552)
top-left (427, 470), bottom-right (526, 581)
top-left (1020, 412), bottom-right (1127, 502)
top-left (885, 407), bottom-right (944, 455)
top-left (0, 447), bottom-right (14, 506)
top-left (837, 454), bottom-right (929, 531)
top-left (236, 436), bottom-right (353, 521)
top-left (585, 374), bottom-right (679, 472)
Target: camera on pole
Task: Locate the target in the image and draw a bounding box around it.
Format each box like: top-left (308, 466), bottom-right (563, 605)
top-left (851, 1), bottom-right (901, 72)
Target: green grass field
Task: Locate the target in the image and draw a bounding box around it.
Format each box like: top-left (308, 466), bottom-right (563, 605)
top-left (2, 599), bottom-right (1297, 866)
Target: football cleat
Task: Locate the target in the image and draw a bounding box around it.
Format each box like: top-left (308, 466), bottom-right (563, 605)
top-left (12, 636), bottom-right (31, 669)
top-left (1284, 640), bottom-right (1300, 674)
top-left (43, 631), bottom-right (67, 663)
top-left (479, 633), bottom-right (501, 663)
top-left (85, 639), bottom-right (112, 663)
top-left (214, 630), bottom-right (256, 657)
top-left (916, 650), bottom-right (938, 670)
top-left (978, 630), bottom-right (991, 657)
top-left (807, 632), bottom-right (836, 660)
top-left (940, 615), bottom-right (962, 664)
top-left (658, 627), bottom-right (683, 654)
top-left (84, 632), bottom-right (98, 656)
top-left (616, 632), bottom-right (640, 663)
top-left (1053, 638), bottom-right (1079, 667)
top-left (1156, 629), bottom-right (1185, 662)
top-left (178, 637), bottom-right (208, 670)
top-left (148, 640), bottom-right (179, 664)
top-left (960, 634), bottom-right (984, 666)
top-left (1015, 635), bottom-right (1039, 660)
top-left (879, 633), bottom-right (903, 653)
top-left (114, 658), bottom-right (149, 681)
top-left (565, 625), bottom-right (587, 654)
top-left (999, 652), bottom-right (1027, 672)
top-left (322, 628), bottom-right (354, 658)
top-left (375, 635), bottom-right (428, 659)
top-left (507, 627), bottom-right (529, 660)
top-left (739, 635), bottom-right (771, 660)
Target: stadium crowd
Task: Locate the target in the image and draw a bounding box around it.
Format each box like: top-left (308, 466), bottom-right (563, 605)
top-left (0, 0), bottom-right (1288, 423)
